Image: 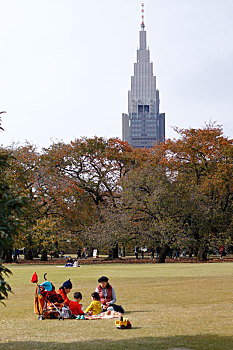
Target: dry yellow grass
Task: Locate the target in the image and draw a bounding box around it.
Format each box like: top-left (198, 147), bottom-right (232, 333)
top-left (0, 263), bottom-right (233, 349)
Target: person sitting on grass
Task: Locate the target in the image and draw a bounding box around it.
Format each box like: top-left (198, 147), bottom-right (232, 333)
top-left (85, 292), bottom-right (102, 316)
top-left (65, 256), bottom-right (73, 267)
top-left (69, 292), bottom-right (84, 316)
top-left (73, 259), bottom-right (80, 267)
top-left (95, 276), bottom-right (116, 311)
top-left (56, 279), bottom-right (73, 306)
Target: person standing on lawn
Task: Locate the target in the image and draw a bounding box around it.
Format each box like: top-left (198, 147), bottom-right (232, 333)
top-left (83, 246), bottom-right (88, 259)
top-left (134, 246), bottom-right (139, 259)
top-left (150, 247), bottom-right (155, 260)
top-left (219, 245), bottom-right (226, 259)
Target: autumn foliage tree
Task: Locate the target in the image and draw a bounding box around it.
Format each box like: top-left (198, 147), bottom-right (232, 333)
top-left (120, 123), bottom-right (232, 262)
top-left (160, 123), bottom-right (233, 260)
top-left (41, 137), bottom-right (142, 257)
top-left (2, 123), bottom-right (232, 263)
top-left (121, 156), bottom-right (188, 262)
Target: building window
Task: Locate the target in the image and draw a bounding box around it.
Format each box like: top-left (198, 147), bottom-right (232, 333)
top-left (138, 105), bottom-right (143, 113)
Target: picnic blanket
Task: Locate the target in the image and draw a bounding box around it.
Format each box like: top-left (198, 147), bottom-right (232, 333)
top-left (56, 266), bottom-right (82, 268)
top-left (85, 310), bottom-right (122, 320)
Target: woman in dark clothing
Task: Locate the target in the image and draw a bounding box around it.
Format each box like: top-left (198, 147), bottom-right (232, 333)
top-left (65, 256), bottom-right (74, 267)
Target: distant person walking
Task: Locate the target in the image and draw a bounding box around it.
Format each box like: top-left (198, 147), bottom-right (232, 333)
top-left (141, 249), bottom-right (144, 259)
top-left (16, 248), bottom-right (20, 259)
top-left (156, 246), bottom-right (161, 259)
top-left (77, 248), bottom-right (81, 259)
top-left (174, 249), bottom-right (180, 259)
top-left (150, 247), bottom-right (155, 260)
top-left (83, 247), bottom-right (87, 259)
top-left (134, 247), bottom-right (139, 260)
top-left (219, 245), bottom-right (226, 259)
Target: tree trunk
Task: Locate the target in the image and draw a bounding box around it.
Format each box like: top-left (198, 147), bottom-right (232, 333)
top-left (24, 234), bottom-right (34, 260)
top-left (196, 246), bottom-right (208, 261)
top-left (32, 249), bottom-right (39, 258)
top-left (55, 241), bottom-right (59, 251)
top-left (25, 248), bottom-right (33, 260)
top-left (121, 245), bottom-right (126, 257)
top-left (53, 251), bottom-right (59, 258)
top-left (41, 249), bottom-right (48, 261)
top-left (108, 243), bottom-right (118, 259)
top-left (157, 244), bottom-right (170, 263)
top-left (88, 246), bottom-right (93, 257)
top-left (2, 248), bottom-right (13, 263)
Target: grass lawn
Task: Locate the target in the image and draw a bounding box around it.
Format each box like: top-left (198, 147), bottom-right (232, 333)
top-left (0, 263), bottom-right (233, 350)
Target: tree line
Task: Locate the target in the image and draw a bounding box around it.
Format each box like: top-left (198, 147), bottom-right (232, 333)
top-left (1, 122), bottom-right (232, 270)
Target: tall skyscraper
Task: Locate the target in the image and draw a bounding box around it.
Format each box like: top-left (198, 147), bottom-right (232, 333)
top-left (122, 3), bottom-right (165, 149)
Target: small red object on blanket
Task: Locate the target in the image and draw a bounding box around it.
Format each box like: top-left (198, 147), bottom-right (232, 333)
top-left (31, 272), bottom-right (38, 283)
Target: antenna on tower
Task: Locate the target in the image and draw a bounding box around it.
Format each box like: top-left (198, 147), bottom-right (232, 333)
top-left (141, 2), bottom-right (145, 30)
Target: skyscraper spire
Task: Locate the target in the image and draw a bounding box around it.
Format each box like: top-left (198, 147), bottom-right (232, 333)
top-left (122, 2), bottom-right (165, 149)
top-left (141, 2), bottom-right (145, 30)
top-left (139, 2), bottom-right (146, 50)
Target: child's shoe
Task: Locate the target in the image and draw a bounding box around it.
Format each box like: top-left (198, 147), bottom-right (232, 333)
top-left (80, 315), bottom-right (85, 320)
top-left (76, 315), bottom-right (81, 320)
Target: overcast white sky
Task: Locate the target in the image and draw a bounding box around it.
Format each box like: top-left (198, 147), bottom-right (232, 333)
top-left (0, 0), bottom-right (233, 148)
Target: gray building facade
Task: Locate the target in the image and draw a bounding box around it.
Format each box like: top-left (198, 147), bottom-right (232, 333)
top-left (122, 20), bottom-right (165, 149)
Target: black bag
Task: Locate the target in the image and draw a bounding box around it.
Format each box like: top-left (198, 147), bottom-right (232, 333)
top-left (111, 304), bottom-right (125, 313)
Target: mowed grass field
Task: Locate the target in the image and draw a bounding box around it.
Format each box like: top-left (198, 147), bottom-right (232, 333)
top-left (0, 263), bottom-right (233, 350)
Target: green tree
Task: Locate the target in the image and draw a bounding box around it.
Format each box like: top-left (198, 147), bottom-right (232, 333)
top-left (6, 143), bottom-right (43, 259)
top-left (0, 113), bottom-right (25, 302)
top-left (0, 113), bottom-right (11, 303)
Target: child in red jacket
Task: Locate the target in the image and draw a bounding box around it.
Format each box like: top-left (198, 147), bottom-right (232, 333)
top-left (69, 292), bottom-right (84, 316)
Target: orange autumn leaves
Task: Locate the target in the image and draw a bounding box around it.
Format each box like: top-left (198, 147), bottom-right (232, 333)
top-left (2, 123), bottom-right (232, 260)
